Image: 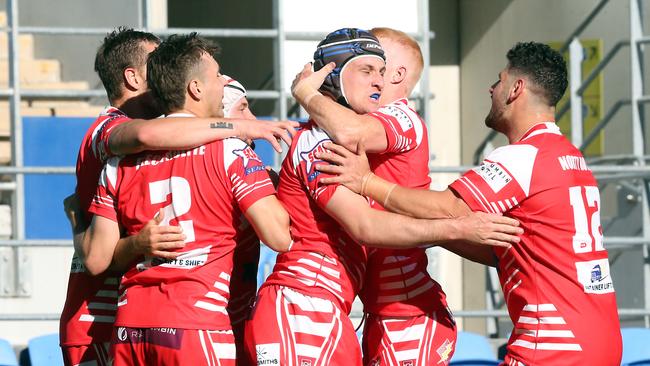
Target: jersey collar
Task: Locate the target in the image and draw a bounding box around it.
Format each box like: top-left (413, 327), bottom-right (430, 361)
top-left (519, 122), bottom-right (562, 142)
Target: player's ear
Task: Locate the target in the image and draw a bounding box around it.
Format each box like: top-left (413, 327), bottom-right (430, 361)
top-left (507, 78), bottom-right (525, 103)
top-left (123, 67), bottom-right (139, 92)
top-left (187, 79), bottom-right (202, 101)
top-left (391, 65), bottom-right (406, 84)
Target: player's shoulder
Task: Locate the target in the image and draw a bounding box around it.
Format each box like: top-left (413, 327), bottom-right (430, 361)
top-left (486, 143), bottom-right (539, 166)
top-left (291, 124), bottom-right (331, 168)
top-left (374, 98), bottom-right (421, 120)
top-left (221, 137), bottom-right (261, 170)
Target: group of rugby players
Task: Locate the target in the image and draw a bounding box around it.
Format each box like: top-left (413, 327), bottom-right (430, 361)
top-left (60, 25), bottom-right (622, 366)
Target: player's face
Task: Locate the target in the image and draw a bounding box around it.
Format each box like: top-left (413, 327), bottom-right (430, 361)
top-left (485, 67), bottom-right (510, 131)
top-left (228, 97), bottom-right (256, 120)
top-left (341, 57), bottom-right (385, 114)
top-left (199, 53), bottom-right (226, 118)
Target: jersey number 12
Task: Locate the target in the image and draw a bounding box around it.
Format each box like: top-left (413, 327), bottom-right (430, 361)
top-left (569, 185), bottom-right (603, 253)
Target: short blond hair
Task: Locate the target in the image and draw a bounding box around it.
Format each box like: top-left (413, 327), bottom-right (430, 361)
top-left (370, 27), bottom-right (424, 80)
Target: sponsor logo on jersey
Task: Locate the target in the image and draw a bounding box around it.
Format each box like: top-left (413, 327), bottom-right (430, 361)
top-left (117, 327), bottom-right (128, 341)
top-left (233, 146), bottom-right (265, 175)
top-left (256, 343), bottom-right (280, 365)
top-left (474, 162), bottom-right (512, 193)
top-left (381, 105), bottom-right (413, 132)
top-left (576, 258), bottom-right (615, 294)
top-left (400, 360), bottom-right (414, 366)
top-left (300, 139), bottom-right (330, 182)
top-left (136, 245), bottom-right (211, 271)
top-left (436, 338), bottom-right (454, 364)
top-left (299, 357), bottom-right (313, 366)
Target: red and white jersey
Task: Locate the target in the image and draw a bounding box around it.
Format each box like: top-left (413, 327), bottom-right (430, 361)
top-left (89, 133), bottom-right (275, 331)
top-left (361, 99), bottom-right (448, 316)
top-left (449, 122), bottom-right (621, 365)
top-left (228, 221), bottom-right (259, 333)
top-left (264, 122), bottom-right (367, 314)
top-left (60, 106), bottom-right (130, 346)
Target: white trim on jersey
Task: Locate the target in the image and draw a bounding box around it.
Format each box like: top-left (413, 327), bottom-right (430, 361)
top-left (484, 144), bottom-right (538, 196)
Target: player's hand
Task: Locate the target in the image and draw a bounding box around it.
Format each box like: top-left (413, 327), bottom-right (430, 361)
top-left (237, 119), bottom-right (299, 153)
top-left (291, 62), bottom-right (336, 105)
top-left (63, 193), bottom-right (87, 234)
top-left (453, 212), bottom-right (523, 248)
top-left (315, 141), bottom-right (371, 194)
top-left (132, 209), bottom-right (186, 260)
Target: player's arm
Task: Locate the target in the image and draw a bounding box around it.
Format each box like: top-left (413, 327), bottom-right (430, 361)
top-left (78, 211), bottom-right (185, 275)
top-left (324, 186), bottom-right (521, 253)
top-left (316, 143), bottom-right (506, 266)
top-left (242, 195), bottom-right (292, 252)
top-left (317, 142), bottom-right (466, 218)
top-left (291, 62), bottom-right (388, 152)
top-left (80, 214), bottom-right (120, 275)
top-left (109, 209), bottom-right (186, 272)
top-left (108, 117), bottom-right (298, 155)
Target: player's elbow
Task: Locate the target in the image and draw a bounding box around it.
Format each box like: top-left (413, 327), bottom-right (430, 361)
top-left (133, 124), bottom-right (161, 151)
top-left (259, 211), bottom-right (292, 253)
top-left (83, 254), bottom-right (110, 276)
top-left (345, 214), bottom-right (376, 245)
top-left (336, 134), bottom-right (359, 151)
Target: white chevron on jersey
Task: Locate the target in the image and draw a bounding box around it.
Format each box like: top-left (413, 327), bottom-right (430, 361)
top-left (512, 303), bottom-right (582, 352)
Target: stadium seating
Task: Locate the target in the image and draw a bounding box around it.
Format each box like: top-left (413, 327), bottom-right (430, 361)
top-left (27, 333), bottom-right (64, 366)
top-left (621, 327), bottom-right (650, 365)
top-left (449, 331), bottom-right (500, 366)
top-left (0, 338), bottom-right (18, 366)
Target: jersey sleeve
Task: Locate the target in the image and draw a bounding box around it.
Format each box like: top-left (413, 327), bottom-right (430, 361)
top-left (291, 129), bottom-right (339, 208)
top-left (449, 144), bottom-right (538, 214)
top-left (367, 102), bottom-right (424, 154)
top-left (88, 156), bottom-right (120, 221)
top-left (223, 138), bottom-right (276, 212)
top-left (91, 113), bottom-right (131, 162)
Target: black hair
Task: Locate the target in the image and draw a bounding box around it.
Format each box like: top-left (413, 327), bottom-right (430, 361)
top-left (146, 32), bottom-right (221, 115)
top-left (94, 27), bottom-right (160, 102)
top-left (506, 42), bottom-right (568, 106)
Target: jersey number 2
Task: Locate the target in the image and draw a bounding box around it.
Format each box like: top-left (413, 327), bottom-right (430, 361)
top-left (149, 177), bottom-right (195, 243)
top-left (569, 185), bottom-right (603, 253)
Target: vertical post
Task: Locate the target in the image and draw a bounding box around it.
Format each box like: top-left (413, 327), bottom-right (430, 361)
top-left (418, 0), bottom-right (431, 130)
top-left (8, 0), bottom-right (28, 297)
top-left (272, 0), bottom-right (287, 171)
top-left (630, 0), bottom-right (650, 327)
top-left (137, 0), bottom-right (149, 29)
top-left (569, 38), bottom-right (584, 148)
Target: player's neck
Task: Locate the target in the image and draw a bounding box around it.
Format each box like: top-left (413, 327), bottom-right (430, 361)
top-left (379, 85), bottom-right (407, 105)
top-left (113, 96), bottom-right (154, 120)
top-left (507, 106), bottom-right (556, 143)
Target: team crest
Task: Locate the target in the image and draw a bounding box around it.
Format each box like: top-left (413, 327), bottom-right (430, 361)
top-left (400, 360), bottom-right (414, 366)
top-left (299, 139), bottom-right (331, 182)
top-left (233, 146), bottom-right (265, 175)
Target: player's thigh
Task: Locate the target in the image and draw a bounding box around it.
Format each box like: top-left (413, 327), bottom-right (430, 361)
top-left (244, 285), bottom-right (285, 364)
top-left (362, 310), bottom-right (457, 366)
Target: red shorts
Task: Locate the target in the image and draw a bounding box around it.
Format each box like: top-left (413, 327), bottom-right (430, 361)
top-left (110, 327), bottom-right (235, 366)
top-left (244, 285), bottom-right (362, 366)
top-left (362, 310), bottom-right (457, 366)
top-left (62, 343), bottom-right (111, 366)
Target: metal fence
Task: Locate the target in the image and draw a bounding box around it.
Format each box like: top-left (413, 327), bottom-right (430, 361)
top-left (1, 0), bottom-right (649, 329)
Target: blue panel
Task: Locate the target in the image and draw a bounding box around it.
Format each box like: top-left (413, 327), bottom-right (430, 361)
top-left (251, 139), bottom-right (277, 167)
top-left (23, 117), bottom-right (93, 239)
top-left (22, 116), bottom-right (302, 239)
